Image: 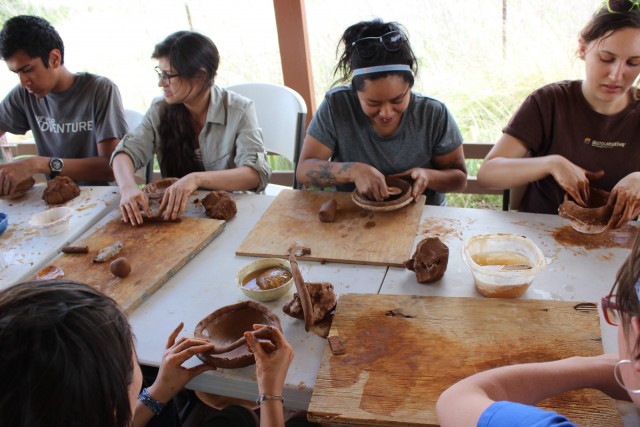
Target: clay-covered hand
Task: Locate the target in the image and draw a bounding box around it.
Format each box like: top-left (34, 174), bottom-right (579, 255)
top-left (352, 163), bottom-right (389, 201)
top-left (159, 174), bottom-right (198, 221)
top-left (119, 185), bottom-right (153, 226)
top-left (245, 324), bottom-right (294, 395)
top-left (0, 162), bottom-right (33, 196)
top-left (391, 168), bottom-right (428, 200)
top-left (607, 172), bottom-right (640, 229)
top-left (147, 322), bottom-right (215, 405)
top-left (549, 155), bottom-right (604, 207)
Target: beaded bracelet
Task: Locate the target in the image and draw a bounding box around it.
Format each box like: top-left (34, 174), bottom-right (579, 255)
top-left (256, 394), bottom-right (284, 406)
top-left (138, 388), bottom-right (166, 416)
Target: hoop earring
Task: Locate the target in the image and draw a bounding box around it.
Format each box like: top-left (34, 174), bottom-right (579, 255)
top-left (614, 359), bottom-right (640, 394)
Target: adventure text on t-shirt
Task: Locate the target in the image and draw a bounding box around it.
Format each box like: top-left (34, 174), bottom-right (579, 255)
top-left (36, 115), bottom-right (94, 133)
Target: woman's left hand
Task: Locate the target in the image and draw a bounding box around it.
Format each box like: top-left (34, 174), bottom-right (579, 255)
top-left (391, 168), bottom-right (429, 200)
top-left (147, 322), bottom-right (215, 405)
top-left (159, 174), bottom-right (199, 221)
top-left (607, 172), bottom-right (640, 229)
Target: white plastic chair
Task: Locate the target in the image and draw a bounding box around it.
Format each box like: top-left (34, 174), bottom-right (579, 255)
top-left (123, 108), bottom-right (154, 184)
top-left (226, 82), bottom-right (307, 192)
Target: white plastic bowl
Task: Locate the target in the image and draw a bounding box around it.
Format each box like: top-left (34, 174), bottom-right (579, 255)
top-left (462, 233), bottom-right (545, 298)
top-left (236, 258), bottom-right (294, 302)
top-left (29, 207), bottom-right (73, 236)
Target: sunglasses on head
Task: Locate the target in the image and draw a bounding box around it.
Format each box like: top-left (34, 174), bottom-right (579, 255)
top-left (599, 0), bottom-right (640, 13)
top-left (351, 30), bottom-right (406, 59)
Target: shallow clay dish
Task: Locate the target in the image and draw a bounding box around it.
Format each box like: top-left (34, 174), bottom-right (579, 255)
top-left (236, 258), bottom-right (294, 302)
top-left (29, 206), bottom-right (73, 236)
top-left (558, 188), bottom-right (613, 234)
top-left (351, 177), bottom-right (413, 212)
top-left (142, 177), bottom-right (178, 199)
top-left (194, 301), bottom-right (282, 368)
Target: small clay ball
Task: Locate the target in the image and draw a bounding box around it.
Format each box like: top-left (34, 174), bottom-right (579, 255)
top-left (110, 257), bottom-right (131, 278)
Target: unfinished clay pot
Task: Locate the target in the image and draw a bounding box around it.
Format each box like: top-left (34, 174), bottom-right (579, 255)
top-left (142, 177), bottom-right (178, 200)
top-left (403, 236), bottom-right (449, 283)
top-left (194, 300), bottom-right (281, 368)
top-left (0, 176), bottom-right (35, 199)
top-left (558, 188), bottom-right (613, 234)
top-left (351, 177), bottom-right (413, 212)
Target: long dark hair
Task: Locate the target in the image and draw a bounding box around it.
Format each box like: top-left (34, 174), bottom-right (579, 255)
top-left (333, 19), bottom-right (418, 91)
top-left (0, 280), bottom-right (135, 427)
top-left (152, 31), bottom-right (220, 178)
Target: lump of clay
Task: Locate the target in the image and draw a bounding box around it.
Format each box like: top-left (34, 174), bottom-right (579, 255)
top-left (284, 253), bottom-right (337, 331)
top-left (110, 257), bottom-right (131, 278)
top-left (255, 267), bottom-right (292, 290)
top-left (558, 188), bottom-right (613, 234)
top-left (0, 176), bottom-right (35, 199)
top-left (202, 190), bottom-right (237, 221)
top-left (319, 199), bottom-right (337, 223)
top-left (42, 176), bottom-right (80, 205)
top-left (403, 236), bottom-right (449, 283)
top-left (194, 300), bottom-right (282, 369)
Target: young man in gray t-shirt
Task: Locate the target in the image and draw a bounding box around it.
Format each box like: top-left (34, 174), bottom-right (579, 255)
top-left (0, 15), bottom-right (128, 195)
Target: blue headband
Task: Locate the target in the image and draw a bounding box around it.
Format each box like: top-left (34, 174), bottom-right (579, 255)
top-left (352, 64), bottom-right (412, 76)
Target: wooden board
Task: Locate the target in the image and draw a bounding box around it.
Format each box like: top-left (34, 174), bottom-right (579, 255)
top-left (309, 294), bottom-right (620, 427)
top-left (236, 189), bottom-right (425, 266)
top-left (37, 216), bottom-right (225, 314)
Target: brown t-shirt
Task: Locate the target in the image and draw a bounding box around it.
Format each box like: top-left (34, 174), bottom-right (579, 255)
top-left (503, 80), bottom-right (640, 214)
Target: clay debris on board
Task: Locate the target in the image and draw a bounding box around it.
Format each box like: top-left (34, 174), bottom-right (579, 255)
top-left (283, 246), bottom-right (337, 335)
top-left (93, 241), bottom-right (124, 263)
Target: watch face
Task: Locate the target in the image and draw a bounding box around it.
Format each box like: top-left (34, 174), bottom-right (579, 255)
top-left (50, 158), bottom-right (63, 171)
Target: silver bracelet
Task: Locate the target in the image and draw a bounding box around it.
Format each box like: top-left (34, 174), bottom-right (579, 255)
top-left (256, 394), bottom-right (284, 406)
top-left (138, 388), bottom-right (165, 416)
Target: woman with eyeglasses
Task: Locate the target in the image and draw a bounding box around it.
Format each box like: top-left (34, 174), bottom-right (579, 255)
top-left (478, 0), bottom-right (640, 227)
top-left (111, 31), bottom-right (271, 225)
top-left (436, 229), bottom-right (640, 426)
top-left (296, 19), bottom-right (467, 205)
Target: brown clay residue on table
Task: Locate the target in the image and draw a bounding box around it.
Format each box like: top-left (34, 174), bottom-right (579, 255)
top-left (417, 217), bottom-right (464, 242)
top-left (364, 221), bottom-right (376, 229)
top-left (552, 223), bottom-right (638, 250)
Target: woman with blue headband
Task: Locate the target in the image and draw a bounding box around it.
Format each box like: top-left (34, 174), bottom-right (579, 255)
top-left (478, 0), bottom-right (640, 227)
top-left (296, 19), bottom-right (467, 205)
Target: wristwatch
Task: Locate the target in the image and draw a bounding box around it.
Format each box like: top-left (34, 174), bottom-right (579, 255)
top-left (49, 157), bottom-right (64, 179)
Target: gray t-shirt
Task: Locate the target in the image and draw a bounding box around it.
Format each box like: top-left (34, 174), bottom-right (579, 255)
top-left (0, 72), bottom-right (128, 161)
top-left (307, 86), bottom-right (463, 205)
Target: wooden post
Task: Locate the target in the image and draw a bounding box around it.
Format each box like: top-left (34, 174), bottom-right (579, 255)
top-left (272, 0), bottom-right (316, 126)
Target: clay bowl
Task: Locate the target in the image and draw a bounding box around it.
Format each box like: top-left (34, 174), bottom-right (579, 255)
top-left (0, 176), bottom-right (35, 200)
top-left (462, 233), bottom-right (546, 299)
top-left (351, 177), bottom-right (413, 212)
top-left (558, 188), bottom-right (613, 234)
top-left (236, 258), bottom-right (294, 302)
top-left (29, 206), bottom-right (73, 236)
top-left (142, 177), bottom-right (178, 200)
top-left (0, 212), bottom-right (7, 236)
top-left (194, 301), bottom-right (282, 369)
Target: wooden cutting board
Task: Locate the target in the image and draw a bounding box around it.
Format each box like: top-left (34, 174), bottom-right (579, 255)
top-left (36, 215), bottom-right (224, 314)
top-left (236, 189), bottom-right (425, 266)
top-left (308, 294), bottom-right (619, 427)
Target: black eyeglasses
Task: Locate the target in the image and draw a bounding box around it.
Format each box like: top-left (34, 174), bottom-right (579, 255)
top-left (351, 31), bottom-right (406, 58)
top-left (154, 66), bottom-right (180, 86)
top-left (599, 0), bottom-right (640, 13)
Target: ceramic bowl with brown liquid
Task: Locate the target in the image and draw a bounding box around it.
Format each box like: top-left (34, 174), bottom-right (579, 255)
top-left (236, 258), bottom-right (294, 302)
